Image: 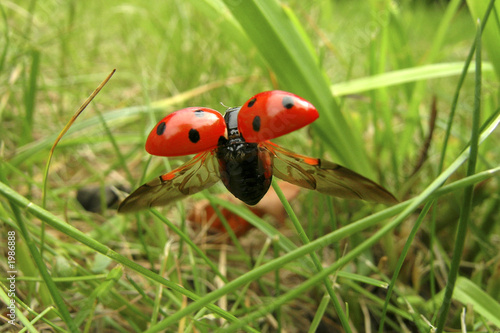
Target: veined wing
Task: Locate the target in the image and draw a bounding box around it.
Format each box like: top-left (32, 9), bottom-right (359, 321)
top-left (118, 150), bottom-right (220, 213)
top-left (261, 141), bottom-right (398, 205)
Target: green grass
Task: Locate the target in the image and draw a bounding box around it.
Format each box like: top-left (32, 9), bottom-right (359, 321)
top-left (1, 0), bottom-right (500, 332)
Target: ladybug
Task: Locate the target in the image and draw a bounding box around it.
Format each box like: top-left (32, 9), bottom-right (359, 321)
top-left (118, 90), bottom-right (397, 213)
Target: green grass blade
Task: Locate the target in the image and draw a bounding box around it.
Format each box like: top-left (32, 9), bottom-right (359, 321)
top-left (22, 49), bottom-right (40, 144)
top-left (424, 0), bottom-right (464, 63)
top-left (307, 295), bottom-right (330, 333)
top-left (454, 277), bottom-right (500, 328)
top-left (435, 18), bottom-right (483, 333)
top-left (21, 306), bottom-right (57, 333)
top-left (378, 201), bottom-right (433, 332)
top-left (272, 179), bottom-right (351, 333)
top-left (7, 202), bottom-right (77, 331)
top-left (0, 287), bottom-right (38, 332)
top-left (437, 0), bottom-right (496, 174)
top-left (467, 0), bottom-right (500, 79)
top-left (331, 62), bottom-right (493, 96)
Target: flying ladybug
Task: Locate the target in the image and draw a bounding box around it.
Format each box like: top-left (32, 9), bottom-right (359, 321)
top-left (118, 90), bottom-right (397, 213)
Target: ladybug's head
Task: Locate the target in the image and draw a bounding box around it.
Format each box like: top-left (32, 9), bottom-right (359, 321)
top-left (224, 106), bottom-right (242, 141)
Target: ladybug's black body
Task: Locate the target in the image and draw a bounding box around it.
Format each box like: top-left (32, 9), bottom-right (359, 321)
top-left (216, 107), bottom-right (272, 205)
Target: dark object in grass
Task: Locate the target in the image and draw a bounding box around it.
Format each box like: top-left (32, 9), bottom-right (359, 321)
top-left (77, 184), bottom-right (129, 213)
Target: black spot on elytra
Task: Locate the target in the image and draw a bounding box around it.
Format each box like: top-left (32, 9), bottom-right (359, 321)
top-left (252, 116), bottom-right (261, 132)
top-left (194, 109), bottom-right (205, 117)
top-left (247, 98), bottom-right (257, 108)
top-left (282, 96), bottom-right (295, 109)
top-left (156, 122), bottom-right (166, 135)
top-left (189, 128), bottom-right (200, 143)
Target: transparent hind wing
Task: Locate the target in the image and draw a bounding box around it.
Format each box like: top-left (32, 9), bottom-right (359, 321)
top-left (118, 151), bottom-right (220, 213)
top-left (262, 141), bottom-right (398, 205)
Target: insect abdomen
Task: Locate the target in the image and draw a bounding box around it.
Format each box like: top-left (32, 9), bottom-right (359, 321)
top-left (217, 143), bottom-right (272, 205)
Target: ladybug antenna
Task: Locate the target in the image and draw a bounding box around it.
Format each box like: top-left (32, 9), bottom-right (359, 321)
top-left (220, 101), bottom-right (230, 109)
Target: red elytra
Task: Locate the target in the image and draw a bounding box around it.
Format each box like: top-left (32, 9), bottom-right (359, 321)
top-left (145, 107), bottom-right (226, 157)
top-left (145, 91), bottom-right (319, 158)
top-left (238, 90), bottom-right (319, 142)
